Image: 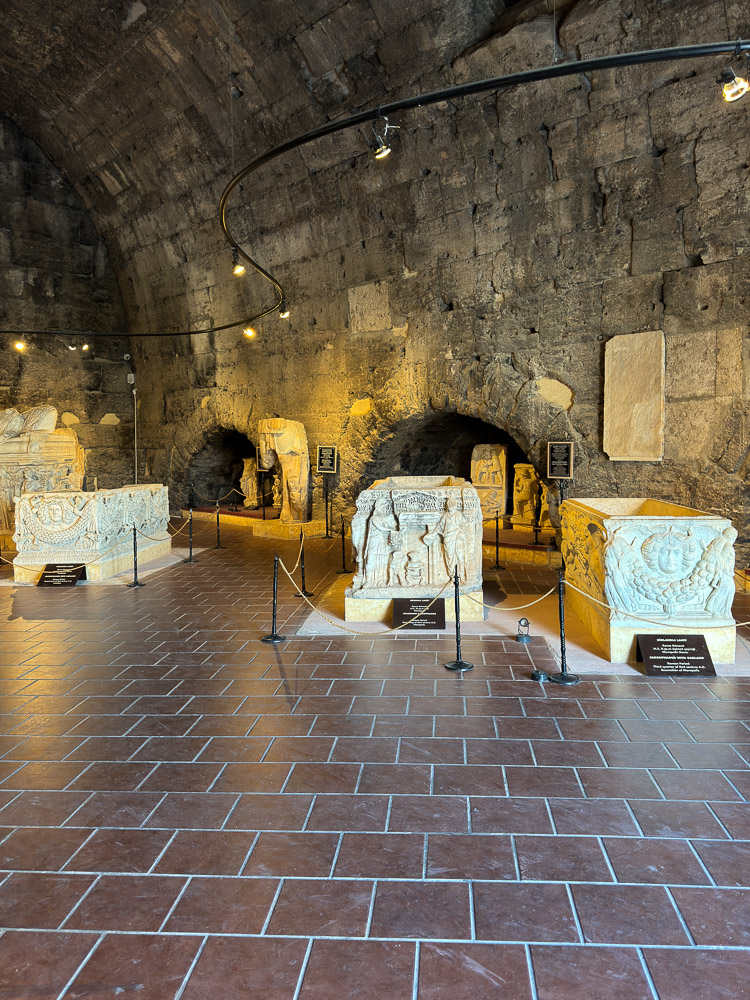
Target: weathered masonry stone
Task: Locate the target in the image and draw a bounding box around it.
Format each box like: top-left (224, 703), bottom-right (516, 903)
top-left (603, 330), bottom-right (665, 462)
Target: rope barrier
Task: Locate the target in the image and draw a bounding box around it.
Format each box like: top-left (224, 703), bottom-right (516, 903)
top-left (462, 586), bottom-right (558, 613)
top-left (277, 555), bottom-right (452, 635)
top-left (290, 535), bottom-right (305, 574)
top-left (564, 579), bottom-right (750, 629)
top-left (191, 486), bottom-right (239, 504)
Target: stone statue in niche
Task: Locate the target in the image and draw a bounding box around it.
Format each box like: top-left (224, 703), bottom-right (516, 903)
top-left (240, 458), bottom-right (258, 507)
top-left (348, 476), bottom-right (483, 599)
top-left (470, 444), bottom-right (508, 517)
top-left (0, 405), bottom-right (84, 537)
top-left (511, 463), bottom-right (540, 530)
top-left (257, 418), bottom-right (309, 522)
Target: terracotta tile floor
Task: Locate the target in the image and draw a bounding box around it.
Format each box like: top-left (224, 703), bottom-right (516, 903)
top-left (0, 526), bottom-right (748, 998)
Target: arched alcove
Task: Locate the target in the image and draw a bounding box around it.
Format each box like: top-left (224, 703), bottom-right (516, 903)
top-left (184, 428), bottom-right (257, 507)
top-left (359, 412), bottom-right (529, 490)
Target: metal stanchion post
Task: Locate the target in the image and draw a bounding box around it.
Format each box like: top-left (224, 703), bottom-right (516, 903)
top-left (548, 565), bottom-right (579, 686)
top-left (127, 523), bottom-right (145, 588)
top-left (494, 511), bottom-right (500, 569)
top-left (532, 489), bottom-right (541, 546)
top-left (445, 565), bottom-right (473, 672)
top-left (324, 477), bottom-right (331, 538)
top-left (262, 552), bottom-right (286, 643)
top-left (215, 502), bottom-right (223, 549)
top-left (337, 518), bottom-right (349, 574)
top-left (295, 530), bottom-right (313, 598)
top-left (183, 507), bottom-right (197, 563)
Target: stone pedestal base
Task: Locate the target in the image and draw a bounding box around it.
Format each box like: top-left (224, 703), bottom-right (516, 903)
top-left (345, 590), bottom-right (485, 623)
top-left (14, 537), bottom-right (171, 583)
top-left (251, 519), bottom-right (327, 540)
top-left (567, 586), bottom-right (736, 664)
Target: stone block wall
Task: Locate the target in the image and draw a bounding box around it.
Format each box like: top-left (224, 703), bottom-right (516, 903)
top-left (0, 114), bottom-right (134, 489)
top-left (1, 0), bottom-right (744, 558)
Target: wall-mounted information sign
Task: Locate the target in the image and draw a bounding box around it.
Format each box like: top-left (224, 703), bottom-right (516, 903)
top-left (547, 441), bottom-right (574, 479)
top-left (316, 445), bottom-right (338, 474)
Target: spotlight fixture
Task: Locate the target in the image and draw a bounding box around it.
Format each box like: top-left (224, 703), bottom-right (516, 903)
top-left (720, 66), bottom-right (749, 101)
top-left (243, 326), bottom-right (256, 338)
top-left (13, 341), bottom-right (26, 352)
top-left (68, 344), bottom-right (77, 351)
top-left (82, 343), bottom-right (90, 351)
top-left (231, 247), bottom-right (246, 276)
top-left (371, 116), bottom-right (399, 160)
top-left (279, 299), bottom-right (290, 319)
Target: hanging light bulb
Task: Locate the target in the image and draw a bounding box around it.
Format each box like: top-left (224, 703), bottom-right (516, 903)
top-left (82, 343), bottom-right (90, 351)
top-left (279, 299), bottom-right (290, 319)
top-left (371, 116), bottom-right (399, 161)
top-left (232, 247), bottom-right (246, 276)
top-left (13, 341), bottom-right (26, 352)
top-left (243, 326), bottom-right (256, 339)
top-left (68, 344), bottom-right (77, 351)
top-left (722, 68), bottom-right (749, 101)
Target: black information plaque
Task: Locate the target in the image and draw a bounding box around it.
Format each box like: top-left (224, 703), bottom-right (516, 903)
top-left (636, 634), bottom-right (716, 677)
top-left (316, 445), bottom-right (338, 474)
top-left (547, 441), bottom-right (574, 479)
top-left (37, 564), bottom-right (86, 587)
top-left (392, 597), bottom-right (446, 630)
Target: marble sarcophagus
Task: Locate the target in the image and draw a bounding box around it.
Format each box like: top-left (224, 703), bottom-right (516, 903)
top-left (560, 498), bottom-right (737, 662)
top-left (13, 484), bottom-right (171, 583)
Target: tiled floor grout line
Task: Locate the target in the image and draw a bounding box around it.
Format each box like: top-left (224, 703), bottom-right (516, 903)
top-left (290, 937), bottom-right (314, 1000)
top-left (565, 882), bottom-right (585, 944)
top-left (58, 874), bottom-right (103, 929)
top-left (637, 945), bottom-right (661, 1000)
top-left (364, 881), bottom-right (378, 937)
top-left (664, 885), bottom-right (696, 946)
top-left (467, 880), bottom-right (476, 941)
top-left (260, 877), bottom-right (285, 934)
top-left (411, 939), bottom-right (420, 1000)
top-left (685, 838), bottom-right (719, 887)
top-left (54, 931), bottom-right (104, 1000)
top-left (525, 943), bottom-right (540, 1000)
top-left (237, 832), bottom-right (261, 875)
top-left (157, 872), bottom-right (192, 930)
top-left (172, 934), bottom-right (209, 1000)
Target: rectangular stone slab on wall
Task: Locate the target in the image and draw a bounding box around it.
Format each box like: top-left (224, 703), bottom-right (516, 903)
top-left (603, 330), bottom-right (665, 461)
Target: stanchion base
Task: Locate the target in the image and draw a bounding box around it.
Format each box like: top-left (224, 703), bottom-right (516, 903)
top-left (531, 670), bottom-right (549, 682)
top-left (295, 590), bottom-right (314, 598)
top-left (261, 633), bottom-right (286, 644)
top-left (445, 660), bottom-right (474, 672)
top-left (127, 581), bottom-right (146, 589)
top-left (516, 636), bottom-right (531, 645)
top-left (336, 568), bottom-right (349, 575)
top-left (549, 671), bottom-right (580, 685)
top-left (214, 545), bottom-right (224, 549)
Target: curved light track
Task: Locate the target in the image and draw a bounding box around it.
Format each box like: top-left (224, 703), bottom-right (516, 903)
top-left (5, 39), bottom-right (748, 340)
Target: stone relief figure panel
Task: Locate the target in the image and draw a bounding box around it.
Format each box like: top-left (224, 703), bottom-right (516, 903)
top-left (257, 418), bottom-right (310, 523)
top-left (470, 444), bottom-right (508, 517)
top-left (240, 457), bottom-right (258, 508)
top-left (348, 476), bottom-right (483, 600)
top-left (0, 405), bottom-right (84, 537)
top-left (561, 498), bottom-right (737, 662)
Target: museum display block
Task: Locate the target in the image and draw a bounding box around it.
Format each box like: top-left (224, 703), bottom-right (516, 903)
top-left (560, 498), bottom-right (737, 662)
top-left (0, 405), bottom-right (84, 545)
top-left (257, 418), bottom-right (310, 522)
top-left (470, 444), bottom-right (508, 518)
top-left (13, 484), bottom-right (171, 583)
top-left (345, 476), bottom-right (484, 622)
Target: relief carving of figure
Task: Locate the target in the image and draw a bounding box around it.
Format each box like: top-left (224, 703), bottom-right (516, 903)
top-left (361, 498), bottom-right (397, 588)
top-left (511, 463), bottom-right (540, 529)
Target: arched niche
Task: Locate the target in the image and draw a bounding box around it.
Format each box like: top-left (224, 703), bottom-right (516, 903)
top-left (358, 412), bottom-right (529, 490)
top-left (184, 428), bottom-right (257, 508)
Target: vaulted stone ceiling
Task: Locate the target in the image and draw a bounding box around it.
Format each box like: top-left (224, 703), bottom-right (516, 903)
top-left (0, 0), bottom-right (535, 332)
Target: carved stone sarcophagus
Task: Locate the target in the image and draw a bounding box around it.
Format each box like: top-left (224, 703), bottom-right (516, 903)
top-left (345, 476), bottom-right (484, 622)
top-left (561, 498), bottom-right (737, 663)
top-left (13, 484), bottom-right (171, 583)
